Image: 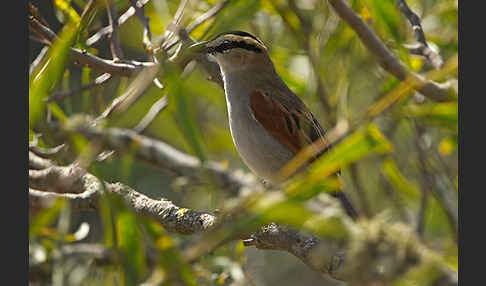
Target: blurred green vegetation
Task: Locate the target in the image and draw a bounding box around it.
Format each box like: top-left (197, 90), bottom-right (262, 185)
top-left (29, 0), bottom-right (458, 285)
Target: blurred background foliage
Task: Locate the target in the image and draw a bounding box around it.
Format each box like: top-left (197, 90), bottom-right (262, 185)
top-left (29, 0), bottom-right (458, 285)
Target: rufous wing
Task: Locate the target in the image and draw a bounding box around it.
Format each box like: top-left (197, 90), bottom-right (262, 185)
top-left (249, 89), bottom-right (331, 161)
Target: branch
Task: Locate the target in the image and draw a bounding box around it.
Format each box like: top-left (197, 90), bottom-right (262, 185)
top-left (106, 1), bottom-right (124, 60)
top-left (168, 28), bottom-right (223, 88)
top-left (46, 73), bottom-right (112, 102)
top-left (186, 0), bottom-right (230, 34)
top-left (327, 0), bottom-right (454, 102)
top-left (129, 0), bottom-right (153, 52)
top-left (63, 117), bottom-right (252, 196)
top-left (28, 150), bottom-right (457, 285)
top-left (28, 163), bottom-right (217, 234)
top-left (396, 0), bottom-right (443, 69)
top-left (134, 95), bottom-right (169, 133)
top-left (28, 16), bottom-right (156, 77)
top-left (86, 0), bottom-right (151, 47)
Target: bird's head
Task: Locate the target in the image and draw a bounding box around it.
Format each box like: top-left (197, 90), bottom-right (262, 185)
top-left (189, 31), bottom-right (273, 73)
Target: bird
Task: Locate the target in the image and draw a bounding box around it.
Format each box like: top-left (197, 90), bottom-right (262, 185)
top-left (189, 31), bottom-right (358, 219)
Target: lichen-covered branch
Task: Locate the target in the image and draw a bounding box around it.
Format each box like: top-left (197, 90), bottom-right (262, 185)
top-left (28, 150), bottom-right (457, 285)
top-left (63, 117), bottom-right (253, 196)
top-left (28, 159), bottom-right (217, 234)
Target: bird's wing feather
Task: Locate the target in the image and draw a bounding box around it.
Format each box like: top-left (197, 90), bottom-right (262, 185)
top-left (249, 89), bottom-right (331, 161)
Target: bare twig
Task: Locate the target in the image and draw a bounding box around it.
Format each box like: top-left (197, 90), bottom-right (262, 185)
top-left (129, 0), bottom-right (153, 52)
top-left (28, 16), bottom-right (156, 77)
top-left (97, 64), bottom-right (159, 120)
top-left (280, 0), bottom-right (334, 122)
top-left (71, 48), bottom-right (155, 76)
top-left (414, 123), bottom-right (430, 237)
top-left (158, 0), bottom-right (189, 54)
top-left (29, 151), bottom-right (55, 170)
top-left (349, 164), bottom-right (371, 218)
top-left (106, 2), bottom-right (124, 60)
top-left (396, 0), bottom-right (443, 69)
top-left (186, 0), bottom-right (230, 34)
top-left (86, 0), bottom-right (151, 47)
top-left (64, 120), bottom-right (252, 196)
top-left (30, 46), bottom-right (49, 76)
top-left (327, 0), bottom-right (454, 102)
top-left (170, 28), bottom-right (223, 88)
top-left (46, 73), bottom-right (112, 102)
top-left (134, 95), bottom-right (169, 133)
top-left (29, 143), bottom-right (66, 157)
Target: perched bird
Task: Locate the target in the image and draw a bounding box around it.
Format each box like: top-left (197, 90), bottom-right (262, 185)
top-left (190, 31), bottom-right (358, 219)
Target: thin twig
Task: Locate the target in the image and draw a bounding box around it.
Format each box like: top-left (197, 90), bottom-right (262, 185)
top-left (29, 144), bottom-right (67, 157)
top-left (46, 73), bottom-right (112, 102)
top-left (97, 64), bottom-right (159, 120)
top-left (30, 46), bottom-right (49, 77)
top-left (134, 95), bottom-right (169, 133)
top-left (28, 16), bottom-right (157, 76)
top-left (29, 151), bottom-right (55, 170)
top-left (186, 0), bottom-right (230, 34)
top-left (327, 0), bottom-right (454, 102)
top-left (396, 0), bottom-right (443, 69)
top-left (106, 2), bottom-right (124, 60)
top-left (129, 0), bottom-right (153, 52)
top-left (160, 0), bottom-right (189, 51)
top-left (284, 1), bottom-right (334, 122)
top-left (64, 121), bottom-right (251, 196)
top-left (86, 0), bottom-right (151, 47)
top-left (349, 164), bottom-right (372, 218)
top-left (414, 122), bottom-right (430, 237)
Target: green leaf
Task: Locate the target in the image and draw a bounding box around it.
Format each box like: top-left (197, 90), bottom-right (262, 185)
top-left (164, 62), bottom-right (207, 163)
top-left (283, 123), bottom-right (393, 187)
top-left (117, 211), bottom-right (147, 286)
top-left (365, 0), bottom-right (405, 44)
top-left (402, 102), bottom-right (458, 126)
top-left (29, 21), bottom-right (78, 128)
top-left (204, 0), bottom-right (261, 39)
top-left (381, 157), bottom-right (421, 202)
top-left (140, 218), bottom-right (197, 286)
top-left (29, 198), bottom-right (66, 238)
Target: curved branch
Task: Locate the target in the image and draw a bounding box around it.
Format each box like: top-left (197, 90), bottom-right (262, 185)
top-left (28, 16), bottom-right (156, 77)
top-left (64, 120), bottom-right (251, 196)
top-left (28, 151), bottom-right (457, 285)
top-left (396, 0), bottom-right (443, 69)
top-left (327, 0), bottom-right (454, 102)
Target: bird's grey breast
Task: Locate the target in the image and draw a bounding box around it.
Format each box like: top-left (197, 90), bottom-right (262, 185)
top-left (222, 72), bottom-right (295, 183)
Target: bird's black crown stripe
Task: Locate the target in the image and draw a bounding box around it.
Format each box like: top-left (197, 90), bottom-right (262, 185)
top-left (208, 40), bottom-right (263, 54)
top-left (208, 31), bottom-right (264, 54)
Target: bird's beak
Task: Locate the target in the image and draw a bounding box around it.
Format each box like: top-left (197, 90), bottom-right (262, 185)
top-left (188, 40), bottom-right (210, 54)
